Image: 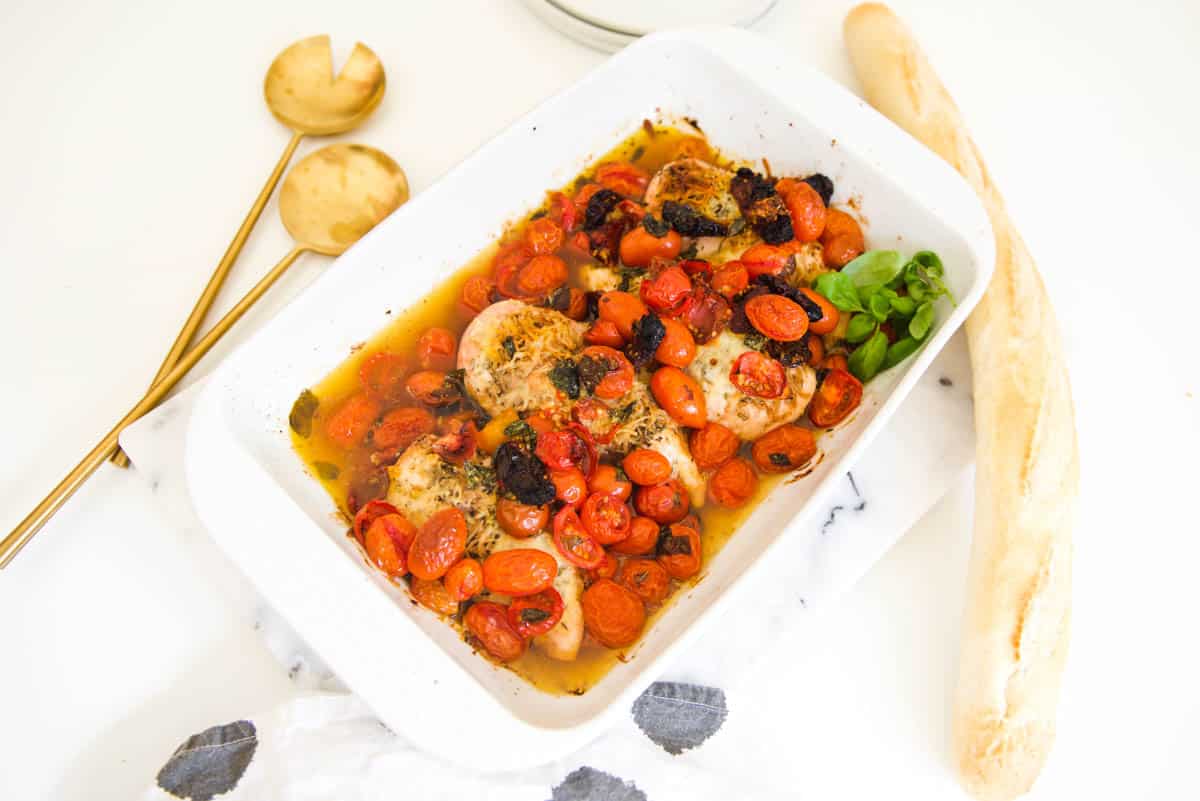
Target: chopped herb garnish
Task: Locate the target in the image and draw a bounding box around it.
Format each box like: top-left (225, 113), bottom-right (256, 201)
top-left (502, 336), bottom-right (516, 359)
top-left (769, 453), bottom-right (791, 467)
top-left (743, 331), bottom-right (769, 352)
top-left (642, 214), bottom-right (670, 237)
top-left (576, 354), bottom-right (611, 396)
top-left (548, 359), bottom-right (581, 399)
top-left (503, 419), bottom-right (538, 450)
top-left (520, 608), bottom-right (551, 624)
top-left (610, 402), bottom-right (636, 424)
top-left (288, 389), bottom-right (319, 438)
top-left (464, 461), bottom-right (497, 492)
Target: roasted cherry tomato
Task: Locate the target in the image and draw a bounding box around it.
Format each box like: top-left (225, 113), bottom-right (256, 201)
top-left (550, 467), bottom-right (589, 506)
top-left (612, 515), bottom-right (659, 555)
top-left (493, 240), bottom-right (533, 297)
top-left (325, 392), bottom-right (382, 448)
top-left (594, 161), bottom-right (649, 198)
top-left (679, 259), bottom-right (712, 276)
top-left (797, 288), bottom-right (839, 336)
top-left (688, 422), bottom-right (741, 471)
top-left (581, 491), bottom-right (632, 545)
top-left (553, 505), bottom-right (606, 569)
top-left (708, 457), bottom-right (759, 508)
top-left (373, 407), bottom-right (435, 451)
top-left (352, 499), bottom-right (400, 545)
top-left (415, 327), bottom-right (457, 371)
top-left (730, 351), bottom-right (787, 399)
top-left (621, 227), bottom-right (682, 268)
top-left (711, 261), bottom-right (750, 299)
top-left (745, 294), bottom-right (809, 342)
top-left (496, 497), bottom-right (550, 538)
top-left (364, 516), bottom-right (408, 578)
top-left (482, 548), bottom-right (558, 596)
top-left (820, 353), bottom-right (849, 372)
top-left (585, 319), bottom-right (626, 348)
top-left (805, 332), bottom-right (825, 366)
top-left (649, 366), bottom-right (707, 428)
top-left (443, 558), bottom-right (484, 601)
top-left (405, 370), bottom-right (454, 406)
top-left (808, 368), bottom-right (863, 427)
top-left (619, 558), bottom-right (671, 604)
top-left (588, 550), bottom-right (619, 582)
top-left (548, 190), bottom-right (577, 232)
top-left (821, 208), bottom-right (865, 267)
top-left (639, 264), bottom-right (691, 310)
top-left (776, 178), bottom-right (827, 243)
top-left (582, 578), bottom-right (646, 648)
top-left (408, 508), bottom-right (468, 580)
top-left (752, 424), bottom-right (817, 473)
top-left (459, 275), bottom-right (495, 319)
top-left (410, 576), bottom-right (460, 616)
top-left (508, 588), bottom-right (565, 638)
top-left (572, 399), bottom-right (621, 444)
top-left (465, 601), bottom-right (526, 662)
top-left (579, 346), bottom-right (635, 400)
top-left (740, 242), bottom-right (796, 279)
top-left (515, 254), bottom-right (568, 297)
top-left (528, 413), bottom-right (557, 438)
top-left (622, 449), bottom-right (672, 486)
top-left (634, 479), bottom-right (690, 524)
top-left (597, 291), bottom-right (648, 340)
top-left (525, 216), bottom-right (565, 256)
top-left (536, 429), bottom-right (591, 471)
top-left (565, 288), bottom-right (588, 320)
top-left (657, 524), bottom-right (702, 580)
top-left (432, 417), bottom-right (477, 465)
top-left (359, 352), bottom-right (409, 404)
top-left (587, 464), bottom-right (633, 502)
top-left (654, 317), bottom-right (696, 368)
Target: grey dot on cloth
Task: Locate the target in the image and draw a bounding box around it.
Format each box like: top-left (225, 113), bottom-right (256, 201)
top-left (550, 766), bottom-right (647, 801)
top-left (156, 720), bottom-right (257, 801)
top-left (632, 681), bottom-right (728, 755)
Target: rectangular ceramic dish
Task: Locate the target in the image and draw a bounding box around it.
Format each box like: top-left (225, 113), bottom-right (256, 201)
top-left (185, 27), bottom-right (993, 768)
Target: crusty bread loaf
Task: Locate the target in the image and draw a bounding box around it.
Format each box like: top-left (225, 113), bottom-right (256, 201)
top-left (843, 5), bottom-right (1078, 800)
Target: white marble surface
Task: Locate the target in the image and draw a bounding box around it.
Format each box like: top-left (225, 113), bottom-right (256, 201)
top-left (2, 1), bottom-right (1199, 799)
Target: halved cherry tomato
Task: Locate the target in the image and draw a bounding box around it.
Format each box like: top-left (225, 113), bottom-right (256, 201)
top-left (565, 288), bottom-right (588, 320)
top-left (821, 353), bottom-right (849, 372)
top-left (373, 407), bottom-right (435, 451)
top-left (465, 601), bottom-right (526, 661)
top-left (740, 242), bottom-right (796, 278)
top-left (597, 291), bottom-right (648, 340)
top-left (708, 457), bottom-right (759, 508)
top-left (589, 550), bottom-right (619, 582)
top-left (821, 208), bottom-right (865, 268)
top-left (649, 366), bottom-right (706, 428)
top-left (688, 422), bottom-right (740, 471)
top-left (536, 429), bottom-right (591, 471)
top-left (415, 327), bottom-right (457, 372)
top-left (657, 524), bottom-right (702, 580)
top-left (408, 508), bottom-right (468, 580)
top-left (676, 283), bottom-right (732, 343)
top-left (459, 275), bottom-right (495, 318)
top-left (584, 319), bottom-right (626, 348)
top-left (595, 161), bottom-right (649, 198)
top-left (410, 576), bottom-right (460, 616)
top-left (493, 240), bottom-right (532, 297)
top-left (367, 512), bottom-right (417, 554)
top-left (572, 399), bottom-right (620, 445)
top-left (443, 558), bottom-right (484, 601)
top-left (808, 368), bottom-right (863, 427)
top-left (405, 370), bottom-right (454, 406)
top-left (634, 479), bottom-right (690, 524)
top-left (745, 294), bottom-right (809, 342)
top-left (553, 505), bottom-right (606, 569)
top-left (550, 467), bottom-right (589, 506)
top-left (359, 352), bottom-right (409, 404)
top-left (805, 332), bottom-right (825, 366)
top-left (654, 317), bottom-right (696, 368)
top-left (622, 449), bottom-right (672, 486)
top-left (364, 517), bottom-right (407, 578)
top-left (730, 352), bottom-right (786, 399)
top-left (621, 227), bottom-right (682, 268)
top-left (588, 464), bottom-right (633, 502)
top-left (711, 261), bottom-right (749, 300)
top-left (752, 424), bottom-right (817, 473)
top-left (508, 588), bottom-right (565, 638)
top-left (638, 264), bottom-right (691, 310)
top-left (619, 558), bottom-right (671, 604)
top-left (679, 259), bottom-right (712, 276)
top-left (352, 499), bottom-right (400, 545)
top-left (515, 254), bottom-right (568, 297)
top-left (579, 346), bottom-right (635, 400)
top-left (776, 178), bottom-right (827, 243)
top-left (548, 191), bottom-right (577, 232)
top-left (325, 392), bottom-right (382, 448)
top-left (582, 578), bottom-right (646, 648)
top-left (496, 497), bottom-right (549, 538)
top-left (482, 548), bottom-right (558, 596)
top-left (581, 491), bottom-right (632, 545)
top-left (797, 288), bottom-right (839, 335)
top-left (612, 515), bottom-right (659, 555)
top-left (525, 216), bottom-right (565, 256)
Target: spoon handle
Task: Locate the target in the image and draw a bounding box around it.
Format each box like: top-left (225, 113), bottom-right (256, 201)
top-left (1, 246), bottom-right (309, 569)
top-left (110, 131), bottom-right (305, 467)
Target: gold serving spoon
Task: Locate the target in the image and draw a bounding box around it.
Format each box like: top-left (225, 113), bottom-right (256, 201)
top-left (2, 144), bottom-right (408, 568)
top-left (109, 35), bottom-right (385, 467)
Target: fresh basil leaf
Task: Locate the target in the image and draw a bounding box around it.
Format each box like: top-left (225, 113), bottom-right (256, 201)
top-left (884, 336), bottom-right (922, 368)
top-left (848, 330), bottom-right (888, 382)
top-left (845, 313), bottom-right (878, 344)
top-left (841, 250), bottom-right (903, 289)
top-left (869, 292), bottom-right (891, 322)
top-left (906, 279), bottom-right (928, 303)
top-left (910, 250), bottom-right (944, 277)
top-left (889, 296), bottom-right (917, 317)
top-left (814, 272), bottom-right (864, 312)
top-left (909, 301), bottom-right (935, 340)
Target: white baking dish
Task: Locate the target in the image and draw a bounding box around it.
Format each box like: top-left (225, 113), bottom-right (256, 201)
top-left (185, 27), bottom-right (993, 768)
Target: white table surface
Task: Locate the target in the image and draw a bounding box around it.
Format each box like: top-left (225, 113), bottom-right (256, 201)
top-left (1, 1), bottom-right (1198, 799)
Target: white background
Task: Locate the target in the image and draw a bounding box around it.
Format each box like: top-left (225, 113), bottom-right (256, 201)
top-left (1, 0), bottom-right (1198, 799)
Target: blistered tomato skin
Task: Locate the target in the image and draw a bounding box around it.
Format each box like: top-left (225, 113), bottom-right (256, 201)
top-left (582, 579), bottom-right (646, 648)
top-left (465, 602), bottom-right (526, 662)
top-left (649, 367), bottom-right (707, 428)
top-left (408, 508), bottom-right (468, 581)
top-left (482, 549), bottom-right (558, 596)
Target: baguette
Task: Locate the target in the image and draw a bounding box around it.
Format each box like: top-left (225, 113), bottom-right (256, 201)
top-left (843, 6), bottom-right (1078, 800)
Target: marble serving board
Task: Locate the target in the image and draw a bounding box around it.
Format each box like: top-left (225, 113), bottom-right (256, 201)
top-left (119, 331), bottom-right (974, 696)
